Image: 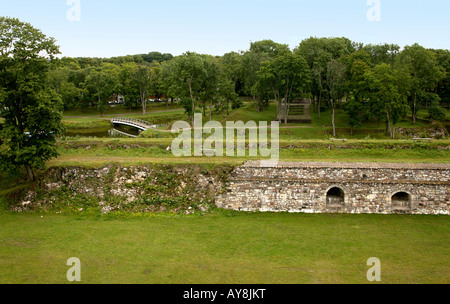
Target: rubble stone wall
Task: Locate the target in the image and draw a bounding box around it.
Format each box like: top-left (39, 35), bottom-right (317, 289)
top-left (215, 161), bottom-right (450, 215)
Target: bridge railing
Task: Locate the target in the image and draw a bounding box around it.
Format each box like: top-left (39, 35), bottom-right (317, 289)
top-left (111, 117), bottom-right (170, 130)
top-left (111, 117), bottom-right (153, 129)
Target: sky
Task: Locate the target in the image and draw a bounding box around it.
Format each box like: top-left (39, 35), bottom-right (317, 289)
top-left (1, 0), bottom-right (449, 58)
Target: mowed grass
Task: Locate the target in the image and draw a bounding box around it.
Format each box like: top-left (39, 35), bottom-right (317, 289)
top-left (50, 138), bottom-right (450, 168)
top-left (0, 211), bottom-right (448, 284)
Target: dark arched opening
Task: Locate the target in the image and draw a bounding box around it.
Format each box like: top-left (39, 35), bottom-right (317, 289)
top-left (326, 187), bottom-right (345, 208)
top-left (391, 192), bottom-right (412, 213)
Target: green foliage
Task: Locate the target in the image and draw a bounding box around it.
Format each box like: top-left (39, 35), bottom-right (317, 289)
top-left (363, 43), bottom-right (400, 65)
top-left (42, 36), bottom-right (450, 136)
top-left (138, 129), bottom-right (172, 139)
top-left (344, 99), bottom-right (363, 133)
top-left (363, 63), bottom-right (410, 138)
top-left (255, 51), bottom-right (310, 122)
top-left (0, 17), bottom-right (64, 181)
top-left (140, 51), bottom-right (173, 63)
top-left (397, 44), bottom-right (446, 123)
top-left (165, 52), bottom-right (235, 119)
top-left (231, 98), bottom-right (244, 110)
top-left (428, 100), bottom-right (446, 121)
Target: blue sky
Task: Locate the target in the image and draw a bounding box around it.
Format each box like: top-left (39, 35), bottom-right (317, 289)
top-left (2, 0), bottom-right (449, 58)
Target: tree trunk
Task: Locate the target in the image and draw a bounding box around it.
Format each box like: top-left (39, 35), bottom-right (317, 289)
top-left (202, 100), bottom-right (205, 117)
top-left (142, 97), bottom-right (146, 116)
top-left (25, 164), bottom-right (34, 181)
top-left (97, 92), bottom-right (103, 117)
top-left (209, 101), bottom-right (212, 121)
top-left (391, 124), bottom-right (396, 139)
top-left (284, 99), bottom-right (289, 125)
top-left (284, 105), bottom-right (288, 125)
top-left (332, 105), bottom-right (336, 137)
top-left (386, 110), bottom-right (392, 137)
top-left (318, 91), bottom-right (322, 120)
top-left (189, 78), bottom-right (195, 122)
top-left (413, 92), bottom-right (417, 124)
top-left (253, 95), bottom-right (262, 112)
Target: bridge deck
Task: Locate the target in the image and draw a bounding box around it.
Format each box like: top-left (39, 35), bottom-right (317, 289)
top-left (111, 117), bottom-right (154, 131)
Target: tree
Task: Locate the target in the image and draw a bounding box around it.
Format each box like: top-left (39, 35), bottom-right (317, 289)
top-left (118, 62), bottom-right (140, 110)
top-left (342, 57), bottom-right (372, 134)
top-left (365, 64), bottom-right (410, 139)
top-left (0, 17), bottom-right (63, 181)
top-left (141, 52), bottom-right (173, 63)
top-left (397, 44), bottom-right (445, 124)
top-left (160, 59), bottom-right (177, 107)
top-left (242, 40), bottom-right (291, 112)
top-left (428, 100), bottom-right (446, 121)
top-left (85, 63), bottom-right (119, 116)
top-left (344, 99), bottom-right (363, 136)
top-left (256, 52), bottom-right (310, 124)
top-left (219, 52), bottom-right (242, 112)
top-left (221, 51), bottom-right (244, 97)
top-left (148, 62), bottom-right (167, 107)
top-left (198, 55), bottom-right (221, 120)
top-left (217, 77), bottom-right (238, 116)
top-left (241, 50), bottom-right (265, 111)
top-left (168, 52), bottom-right (209, 121)
top-left (326, 60), bottom-right (347, 137)
top-left (432, 49), bottom-right (450, 108)
top-left (294, 37), bottom-right (355, 119)
top-left (363, 43), bottom-right (400, 66)
top-left (133, 64), bottom-right (152, 116)
top-left (47, 64), bottom-right (82, 110)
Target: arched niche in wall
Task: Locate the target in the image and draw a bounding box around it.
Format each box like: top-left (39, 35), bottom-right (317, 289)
top-left (326, 187), bottom-right (345, 209)
top-left (391, 191), bottom-right (412, 213)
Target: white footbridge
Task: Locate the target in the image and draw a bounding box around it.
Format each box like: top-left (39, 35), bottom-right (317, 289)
top-left (111, 117), bottom-right (156, 131)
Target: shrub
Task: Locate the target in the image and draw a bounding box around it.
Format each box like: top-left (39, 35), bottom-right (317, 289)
top-left (428, 101), bottom-right (446, 122)
top-left (232, 98), bottom-right (244, 110)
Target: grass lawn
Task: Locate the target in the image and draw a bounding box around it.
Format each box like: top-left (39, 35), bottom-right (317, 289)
top-left (2, 101), bottom-right (449, 285)
top-left (49, 137), bottom-right (450, 168)
top-left (61, 101), bottom-right (450, 141)
top-left (0, 211), bottom-right (448, 284)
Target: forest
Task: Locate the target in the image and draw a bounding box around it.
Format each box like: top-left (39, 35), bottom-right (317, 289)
top-left (47, 38), bottom-right (450, 138)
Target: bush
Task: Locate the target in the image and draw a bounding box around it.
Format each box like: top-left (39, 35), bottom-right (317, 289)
top-left (428, 101), bottom-right (446, 121)
top-left (232, 98), bottom-right (244, 110)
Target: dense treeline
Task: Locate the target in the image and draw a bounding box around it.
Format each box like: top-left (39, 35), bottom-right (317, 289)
top-left (1, 16), bottom-right (449, 181)
top-left (48, 38), bottom-right (449, 137)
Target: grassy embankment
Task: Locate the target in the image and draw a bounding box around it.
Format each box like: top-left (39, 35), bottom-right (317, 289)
top-left (55, 101), bottom-right (450, 167)
top-left (51, 137), bottom-right (450, 168)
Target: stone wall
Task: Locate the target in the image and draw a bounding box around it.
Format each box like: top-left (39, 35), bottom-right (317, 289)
top-left (11, 164), bottom-right (233, 214)
top-left (215, 161), bottom-right (450, 215)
